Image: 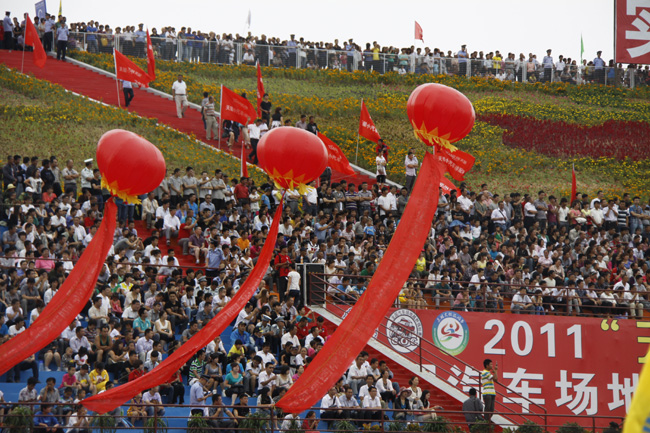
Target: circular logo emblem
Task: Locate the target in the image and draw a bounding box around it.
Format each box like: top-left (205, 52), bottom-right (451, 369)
top-left (387, 309), bottom-right (424, 354)
top-left (342, 307), bottom-right (378, 339)
top-left (432, 311), bottom-right (469, 356)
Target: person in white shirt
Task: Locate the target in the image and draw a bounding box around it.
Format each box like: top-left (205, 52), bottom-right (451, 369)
top-left (247, 119), bottom-right (263, 164)
top-left (142, 386), bottom-right (165, 417)
top-left (286, 265), bottom-right (301, 299)
top-left (257, 362), bottom-right (277, 394)
top-left (347, 356), bottom-right (367, 395)
top-left (376, 152), bottom-right (387, 184)
top-left (590, 200), bottom-right (604, 227)
top-left (511, 288), bottom-right (534, 314)
top-left (357, 375), bottom-right (374, 402)
top-left (361, 387), bottom-right (383, 421)
top-left (171, 74), bottom-right (189, 118)
top-left (404, 149), bottom-right (418, 192)
top-left (163, 209), bottom-right (181, 246)
top-left (142, 192), bottom-right (159, 230)
top-left (320, 387), bottom-right (343, 424)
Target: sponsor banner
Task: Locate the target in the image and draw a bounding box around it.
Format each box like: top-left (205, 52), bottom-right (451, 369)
top-left (325, 305), bottom-right (649, 424)
top-left (616, 0), bottom-right (650, 64)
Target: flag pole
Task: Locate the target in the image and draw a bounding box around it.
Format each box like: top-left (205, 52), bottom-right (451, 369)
top-left (113, 49), bottom-right (121, 107)
top-left (355, 99), bottom-right (361, 165)
top-left (218, 84), bottom-right (223, 152)
top-left (21, 43), bottom-right (26, 73)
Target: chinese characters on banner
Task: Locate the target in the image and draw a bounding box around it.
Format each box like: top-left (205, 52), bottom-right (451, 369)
top-left (326, 306), bottom-right (648, 425)
top-left (221, 85), bottom-right (257, 126)
top-left (435, 147), bottom-right (475, 181)
top-left (615, 0), bottom-right (650, 64)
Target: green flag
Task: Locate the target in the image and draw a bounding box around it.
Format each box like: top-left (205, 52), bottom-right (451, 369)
top-left (580, 34), bottom-right (584, 62)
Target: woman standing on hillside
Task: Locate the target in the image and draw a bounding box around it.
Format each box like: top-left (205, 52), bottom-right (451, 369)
top-left (271, 107), bottom-right (283, 129)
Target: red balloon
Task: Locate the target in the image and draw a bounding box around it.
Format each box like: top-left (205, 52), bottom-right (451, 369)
top-left (407, 83), bottom-right (475, 149)
top-left (96, 129), bottom-right (166, 202)
top-left (257, 128), bottom-right (328, 190)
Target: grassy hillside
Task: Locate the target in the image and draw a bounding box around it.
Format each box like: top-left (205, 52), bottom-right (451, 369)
top-left (18, 51), bottom-right (650, 199)
top-left (0, 66), bottom-right (268, 186)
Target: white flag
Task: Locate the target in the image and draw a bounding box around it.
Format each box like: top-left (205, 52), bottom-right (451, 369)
top-left (246, 10), bottom-right (251, 29)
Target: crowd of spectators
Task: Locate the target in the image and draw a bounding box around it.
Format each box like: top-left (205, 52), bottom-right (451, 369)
top-left (3, 11), bottom-right (650, 87)
top-left (1, 143), bottom-right (650, 423)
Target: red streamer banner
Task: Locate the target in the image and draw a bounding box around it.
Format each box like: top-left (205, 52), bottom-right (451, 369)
top-left (276, 154), bottom-right (441, 413)
top-left (0, 199), bottom-right (117, 376)
top-left (82, 200), bottom-right (284, 414)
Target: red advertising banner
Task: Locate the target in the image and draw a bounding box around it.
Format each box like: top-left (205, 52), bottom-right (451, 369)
top-left (615, 0), bottom-right (650, 64)
top-left (325, 305), bottom-right (648, 425)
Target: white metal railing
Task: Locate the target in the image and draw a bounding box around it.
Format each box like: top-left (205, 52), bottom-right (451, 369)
top-left (61, 32), bottom-right (645, 88)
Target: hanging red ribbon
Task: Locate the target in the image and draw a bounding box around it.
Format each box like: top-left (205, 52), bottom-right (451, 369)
top-left (276, 154), bottom-right (441, 413)
top-left (0, 199), bottom-right (117, 376)
top-left (82, 200), bottom-right (284, 414)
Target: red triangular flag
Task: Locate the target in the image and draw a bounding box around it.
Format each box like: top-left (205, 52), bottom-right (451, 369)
top-left (359, 100), bottom-right (381, 144)
top-left (24, 14), bottom-right (47, 68)
top-left (415, 21), bottom-right (424, 41)
top-left (146, 29), bottom-right (156, 81)
top-left (318, 132), bottom-right (356, 176)
top-left (440, 176), bottom-right (459, 195)
top-left (256, 61), bottom-right (265, 119)
top-left (435, 147), bottom-right (475, 181)
top-left (571, 164), bottom-right (577, 205)
top-left (221, 85), bottom-right (257, 126)
top-left (114, 49), bottom-right (152, 88)
top-left (241, 143), bottom-right (249, 178)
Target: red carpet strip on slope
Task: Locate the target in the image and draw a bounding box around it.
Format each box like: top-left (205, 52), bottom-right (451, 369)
top-left (0, 51), bottom-right (374, 185)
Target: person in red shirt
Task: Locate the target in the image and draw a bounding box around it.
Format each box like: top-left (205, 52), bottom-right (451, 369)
top-left (128, 359), bottom-right (145, 382)
top-left (376, 139), bottom-right (389, 162)
top-left (296, 316), bottom-right (311, 340)
top-left (274, 245), bottom-right (292, 302)
top-left (316, 316), bottom-right (329, 341)
top-left (42, 186), bottom-right (57, 203)
top-left (234, 177), bottom-right (250, 206)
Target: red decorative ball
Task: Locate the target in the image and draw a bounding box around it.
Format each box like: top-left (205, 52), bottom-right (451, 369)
top-left (96, 129), bottom-right (166, 202)
top-left (257, 128), bottom-right (328, 190)
top-left (407, 83), bottom-right (475, 149)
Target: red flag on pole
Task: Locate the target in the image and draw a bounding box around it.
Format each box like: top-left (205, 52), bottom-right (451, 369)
top-left (317, 132), bottom-right (356, 176)
top-left (256, 61), bottom-right (265, 118)
top-left (359, 99), bottom-right (381, 144)
top-left (241, 143), bottom-right (249, 178)
top-left (571, 164), bottom-right (577, 205)
top-left (146, 29), bottom-right (156, 81)
top-left (24, 14), bottom-right (47, 68)
top-left (415, 21), bottom-right (424, 41)
top-left (114, 49), bottom-right (152, 88)
top-left (221, 85), bottom-right (257, 126)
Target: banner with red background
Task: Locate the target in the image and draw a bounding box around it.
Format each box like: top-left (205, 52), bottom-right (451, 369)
top-left (615, 0), bottom-right (650, 64)
top-left (326, 305), bottom-right (648, 425)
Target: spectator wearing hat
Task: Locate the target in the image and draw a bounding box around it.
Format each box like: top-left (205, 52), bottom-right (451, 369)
top-left (190, 374), bottom-right (212, 416)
